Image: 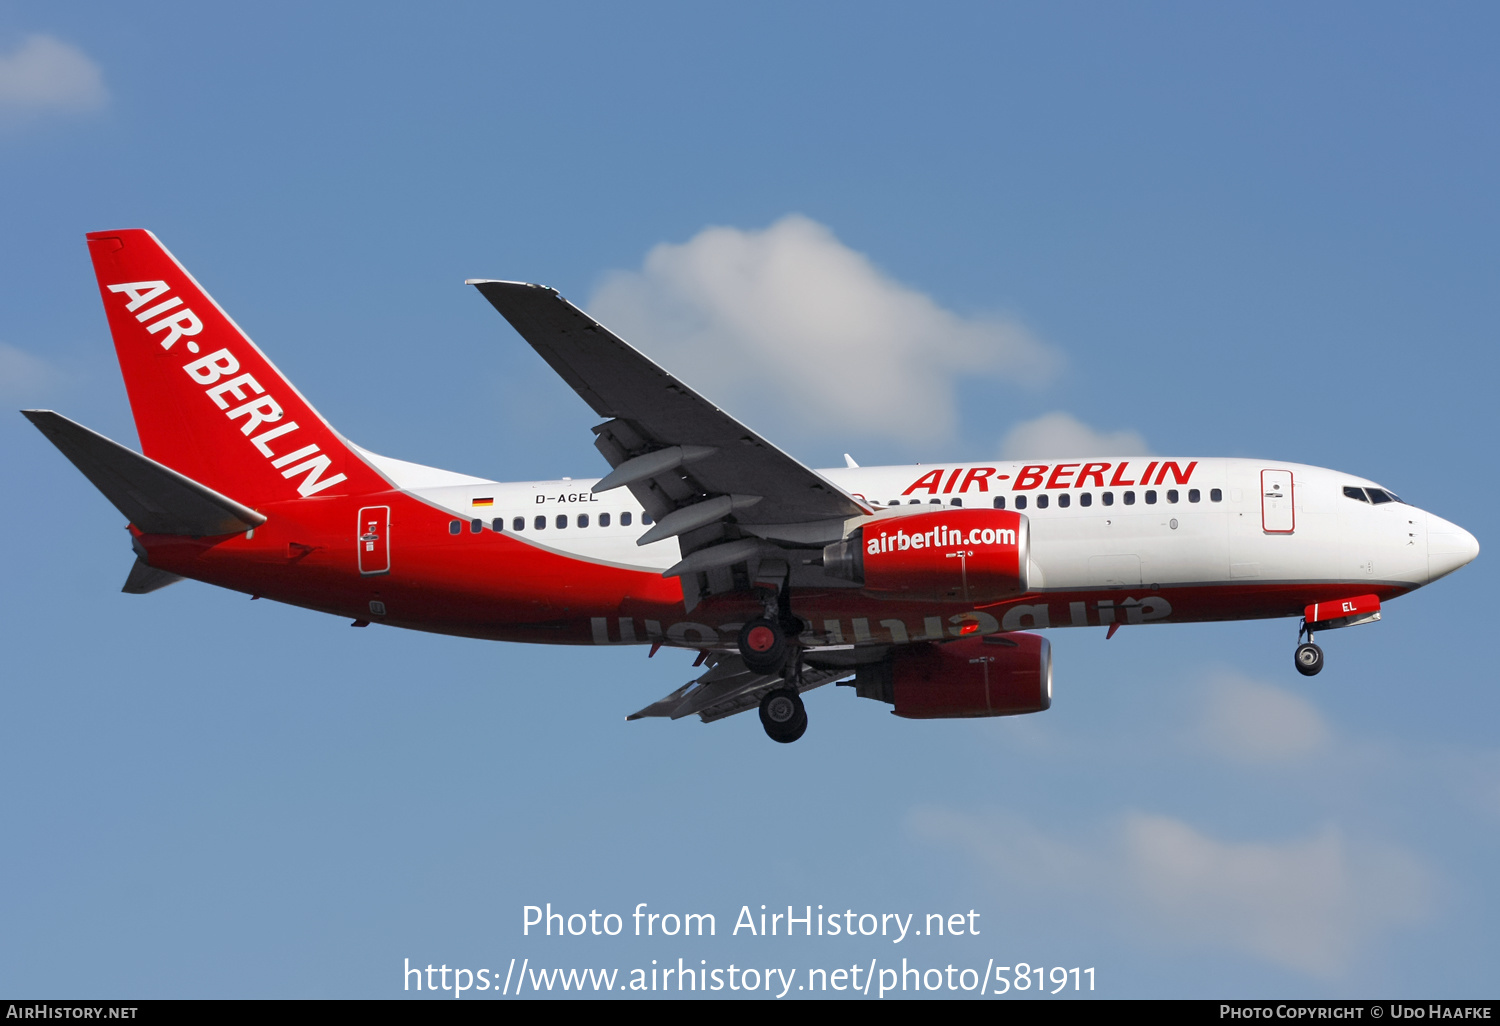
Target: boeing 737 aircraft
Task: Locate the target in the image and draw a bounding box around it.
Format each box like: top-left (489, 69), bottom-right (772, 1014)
top-left (25, 230), bottom-right (1480, 742)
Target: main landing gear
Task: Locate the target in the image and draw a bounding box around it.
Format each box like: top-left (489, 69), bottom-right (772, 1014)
top-left (759, 688), bottom-right (807, 744)
top-left (737, 618), bottom-right (788, 675)
top-left (1294, 619), bottom-right (1324, 677)
top-left (740, 587), bottom-right (809, 742)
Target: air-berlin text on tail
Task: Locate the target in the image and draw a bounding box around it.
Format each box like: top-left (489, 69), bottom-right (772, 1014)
top-left (902, 461), bottom-right (1198, 495)
top-left (106, 279), bottom-right (205, 352)
top-left (107, 279), bottom-right (348, 498)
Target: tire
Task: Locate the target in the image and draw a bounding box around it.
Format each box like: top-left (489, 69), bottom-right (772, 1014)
top-left (1294, 642), bottom-right (1324, 677)
top-left (739, 618), bottom-right (787, 674)
top-left (777, 712), bottom-right (808, 744)
top-left (759, 688), bottom-right (806, 743)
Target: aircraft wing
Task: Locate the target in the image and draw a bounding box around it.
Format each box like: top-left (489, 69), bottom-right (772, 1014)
top-left (470, 280), bottom-right (873, 607)
top-left (627, 651), bottom-right (849, 724)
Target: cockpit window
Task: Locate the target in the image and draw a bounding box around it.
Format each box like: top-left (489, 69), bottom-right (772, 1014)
top-left (1345, 484), bottom-right (1402, 505)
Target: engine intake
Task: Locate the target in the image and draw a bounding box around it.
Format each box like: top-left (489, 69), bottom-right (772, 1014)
top-left (823, 509), bottom-right (1029, 603)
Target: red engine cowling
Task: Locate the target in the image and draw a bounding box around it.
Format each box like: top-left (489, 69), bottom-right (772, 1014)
top-left (823, 509), bottom-right (1029, 603)
top-left (853, 633), bottom-right (1052, 719)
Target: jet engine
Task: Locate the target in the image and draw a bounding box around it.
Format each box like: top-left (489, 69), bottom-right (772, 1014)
top-left (850, 632), bottom-right (1052, 719)
top-left (823, 509), bottom-right (1029, 603)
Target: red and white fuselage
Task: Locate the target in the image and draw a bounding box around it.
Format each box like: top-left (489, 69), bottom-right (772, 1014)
top-left (136, 449), bottom-right (1474, 651)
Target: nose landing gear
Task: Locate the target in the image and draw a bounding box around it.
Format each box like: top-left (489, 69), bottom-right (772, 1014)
top-left (1294, 642), bottom-right (1324, 676)
top-left (1294, 619), bottom-right (1324, 677)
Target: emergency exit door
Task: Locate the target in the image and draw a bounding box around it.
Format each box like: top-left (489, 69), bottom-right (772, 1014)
top-left (357, 505), bottom-right (390, 575)
top-left (1261, 470), bottom-right (1295, 534)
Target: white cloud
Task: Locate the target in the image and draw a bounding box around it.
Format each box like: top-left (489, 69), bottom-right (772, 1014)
top-left (1194, 671), bottom-right (1329, 765)
top-left (999, 411), bottom-right (1150, 460)
top-left (0, 35), bottom-right (107, 115)
top-left (1121, 814), bottom-right (1428, 976)
top-left (910, 807), bottom-right (1430, 979)
top-left (588, 215), bottom-right (1057, 444)
top-left (0, 341), bottom-right (59, 401)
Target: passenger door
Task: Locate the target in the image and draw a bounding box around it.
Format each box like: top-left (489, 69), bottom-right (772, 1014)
top-left (1261, 470), bottom-right (1294, 534)
top-left (357, 505), bottom-right (390, 575)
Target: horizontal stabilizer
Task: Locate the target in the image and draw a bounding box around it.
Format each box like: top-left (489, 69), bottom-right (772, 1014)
top-left (122, 556), bottom-right (183, 594)
top-left (22, 410), bottom-right (267, 537)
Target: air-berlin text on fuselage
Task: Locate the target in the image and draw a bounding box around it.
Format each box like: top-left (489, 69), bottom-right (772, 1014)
top-left (106, 280), bottom-right (347, 497)
top-left (867, 524), bottom-right (1017, 556)
top-left (588, 595), bottom-right (1173, 646)
top-left (901, 461), bottom-right (1199, 495)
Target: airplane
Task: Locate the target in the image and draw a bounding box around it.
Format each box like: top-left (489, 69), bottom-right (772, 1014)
top-left (24, 230), bottom-right (1480, 743)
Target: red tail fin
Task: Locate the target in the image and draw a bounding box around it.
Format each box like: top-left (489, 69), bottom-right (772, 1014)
top-left (87, 230), bottom-right (383, 505)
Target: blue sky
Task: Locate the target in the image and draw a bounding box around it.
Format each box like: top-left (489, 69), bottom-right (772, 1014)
top-left (1, 2), bottom-right (1495, 998)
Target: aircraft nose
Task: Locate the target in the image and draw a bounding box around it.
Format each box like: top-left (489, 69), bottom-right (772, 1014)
top-left (1427, 513), bottom-right (1480, 582)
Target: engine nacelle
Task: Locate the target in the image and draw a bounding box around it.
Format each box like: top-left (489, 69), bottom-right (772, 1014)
top-left (851, 632), bottom-right (1052, 719)
top-left (823, 509), bottom-right (1029, 603)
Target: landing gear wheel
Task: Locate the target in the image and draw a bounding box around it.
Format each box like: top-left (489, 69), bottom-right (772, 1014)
top-left (739, 618), bottom-right (788, 674)
top-left (759, 688), bottom-right (807, 744)
top-left (1294, 642), bottom-right (1324, 677)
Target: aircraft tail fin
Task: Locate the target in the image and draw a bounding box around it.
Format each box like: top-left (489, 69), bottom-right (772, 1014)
top-left (23, 409), bottom-right (266, 536)
top-left (84, 230), bottom-right (383, 504)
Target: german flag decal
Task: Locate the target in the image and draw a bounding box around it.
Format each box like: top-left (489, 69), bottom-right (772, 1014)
top-left (471, 497), bottom-right (494, 507)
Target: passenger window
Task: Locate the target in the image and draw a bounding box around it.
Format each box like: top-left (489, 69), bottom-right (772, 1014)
top-left (1080, 492), bottom-right (1092, 507)
top-left (492, 518), bottom-right (504, 532)
top-left (471, 519), bottom-right (483, 533)
top-left (556, 514), bottom-right (568, 529)
top-left (909, 499), bottom-right (921, 505)
top-left (1036, 494), bottom-right (1049, 509)
top-left (992, 496), bottom-right (1006, 510)
top-left (1102, 492), bottom-right (1114, 506)
top-left (1210, 488), bottom-right (1223, 502)
top-left (930, 498), bottom-right (941, 505)
top-left (1188, 489), bottom-right (1200, 503)
top-left (1145, 490), bottom-right (1157, 504)
top-left (449, 520), bottom-right (461, 535)
top-left (1057, 493), bottom-right (1070, 508)
top-left (641, 512), bottom-right (653, 525)
top-left (512, 517), bottom-right (525, 531)
top-left (599, 512), bottom-right (611, 527)
top-left (1015, 495), bottom-right (1027, 510)
top-left (1167, 489), bottom-right (1179, 503)
top-left (1343, 486), bottom-right (1369, 502)
top-left (1124, 491), bottom-right (1136, 505)
top-left (950, 498), bottom-right (962, 507)
top-left (578, 513), bottom-right (589, 528)
top-left (888, 499), bottom-right (900, 506)
top-left (621, 511), bottom-right (632, 527)
top-left (534, 515), bottom-right (546, 530)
